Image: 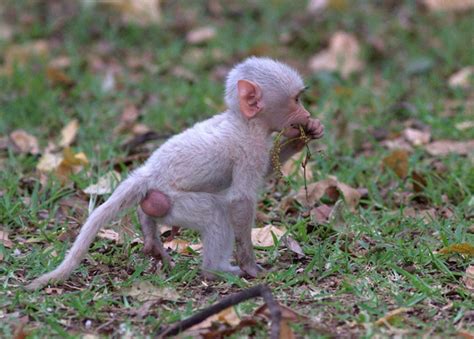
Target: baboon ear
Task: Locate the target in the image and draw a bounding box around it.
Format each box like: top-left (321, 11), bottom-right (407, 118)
top-left (237, 79), bottom-right (263, 119)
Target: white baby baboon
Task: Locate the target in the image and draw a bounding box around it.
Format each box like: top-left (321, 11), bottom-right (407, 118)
top-left (27, 57), bottom-right (324, 290)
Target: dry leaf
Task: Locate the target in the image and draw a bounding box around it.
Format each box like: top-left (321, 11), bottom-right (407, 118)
top-left (309, 31), bottom-right (364, 78)
top-left (382, 149), bottom-right (409, 179)
top-left (411, 171), bottom-right (427, 193)
top-left (439, 243), bottom-right (474, 256)
top-left (251, 225), bottom-right (286, 247)
top-left (98, 229), bottom-right (122, 244)
top-left (46, 67), bottom-right (74, 87)
top-left (1, 40), bottom-right (49, 75)
top-left (0, 22), bottom-right (13, 41)
top-left (0, 229), bottom-right (13, 248)
top-left (120, 104), bottom-right (139, 125)
top-left (381, 137), bottom-right (413, 152)
top-left (464, 265), bottom-right (474, 291)
top-left (186, 26), bottom-right (216, 44)
top-left (56, 148), bottom-right (89, 180)
top-left (282, 236), bottom-right (305, 258)
top-left (106, 0), bottom-right (161, 26)
top-left (114, 104), bottom-right (140, 134)
top-left (308, 0), bottom-right (328, 14)
top-left (422, 0), bottom-right (474, 12)
top-left (163, 239), bottom-right (202, 254)
top-left (310, 204), bottom-right (333, 224)
top-left (190, 307), bottom-right (241, 331)
top-left (44, 287), bottom-right (64, 295)
top-left (279, 319), bottom-right (296, 339)
top-left (449, 67), bottom-right (474, 88)
top-left (255, 303), bottom-right (309, 323)
top-left (281, 154), bottom-right (314, 181)
top-left (36, 152), bottom-right (63, 172)
top-left (403, 128), bottom-right (431, 146)
top-left (328, 199), bottom-right (348, 232)
top-left (9, 130), bottom-right (39, 154)
top-left (426, 140), bottom-right (474, 156)
top-left (403, 208), bottom-right (436, 224)
top-left (375, 307), bottom-right (410, 326)
top-left (59, 119), bottom-right (79, 147)
top-left (295, 177), bottom-right (360, 209)
top-left (171, 66), bottom-right (197, 82)
top-left (48, 56), bottom-right (71, 69)
top-left (37, 148), bottom-right (89, 183)
top-left (83, 171), bottom-right (121, 195)
top-left (123, 281), bottom-right (179, 302)
top-left (101, 69), bottom-right (116, 93)
top-left (456, 121), bottom-right (474, 131)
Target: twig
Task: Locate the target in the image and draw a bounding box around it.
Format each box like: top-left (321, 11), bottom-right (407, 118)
top-left (121, 131), bottom-right (172, 152)
top-left (302, 143), bottom-right (312, 203)
top-left (156, 284), bottom-right (281, 338)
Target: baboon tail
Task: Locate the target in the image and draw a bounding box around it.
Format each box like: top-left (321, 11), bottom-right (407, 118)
top-left (26, 171), bottom-right (148, 290)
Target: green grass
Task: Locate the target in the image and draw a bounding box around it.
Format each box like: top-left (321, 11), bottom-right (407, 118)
top-left (1, 0), bottom-right (473, 337)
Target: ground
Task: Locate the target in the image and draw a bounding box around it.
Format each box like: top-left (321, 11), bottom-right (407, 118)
top-left (0, 1), bottom-right (473, 338)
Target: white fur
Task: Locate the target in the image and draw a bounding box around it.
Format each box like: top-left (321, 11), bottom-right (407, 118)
top-left (26, 57), bottom-right (309, 290)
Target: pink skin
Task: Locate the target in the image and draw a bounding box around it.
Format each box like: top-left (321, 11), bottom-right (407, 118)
top-left (140, 190), bottom-right (170, 217)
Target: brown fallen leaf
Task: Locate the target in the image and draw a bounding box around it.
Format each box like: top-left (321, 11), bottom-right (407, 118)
top-left (382, 149), bottom-right (409, 179)
top-left (403, 128), bottom-right (431, 146)
top-left (307, 0), bottom-right (328, 14)
top-left (375, 307), bottom-right (410, 326)
top-left (44, 287), bottom-right (64, 295)
top-left (254, 302), bottom-right (309, 323)
top-left (186, 26), bottom-right (216, 44)
top-left (0, 229), bottom-right (14, 248)
top-left (190, 307), bottom-right (241, 332)
top-left (0, 40), bottom-right (49, 75)
top-left (0, 22), bottom-right (13, 42)
top-left (456, 121), bottom-right (474, 131)
top-left (122, 281), bottom-right (179, 302)
top-left (37, 148), bottom-right (89, 183)
top-left (114, 104), bottom-right (140, 134)
top-left (439, 243), bottom-right (474, 256)
top-left (98, 229), bottom-right (122, 244)
top-left (310, 204), bottom-right (333, 224)
top-left (282, 236), bottom-right (305, 258)
top-left (295, 177), bottom-right (360, 210)
top-left (56, 148), bottom-right (89, 181)
top-left (251, 225), bottom-right (286, 247)
top-left (403, 207), bottom-right (436, 224)
top-left (449, 67), bottom-right (473, 89)
top-left (12, 315), bottom-right (29, 339)
top-left (106, 0), bottom-right (161, 26)
top-left (9, 129), bottom-right (39, 154)
top-left (464, 265), bottom-right (474, 291)
top-left (48, 56), bottom-right (71, 69)
top-left (328, 199), bottom-right (348, 232)
top-left (381, 136), bottom-right (413, 152)
top-left (163, 239), bottom-right (202, 254)
top-left (281, 154), bottom-right (314, 182)
top-left (83, 171), bottom-right (121, 195)
top-left (59, 119), bottom-right (79, 147)
top-left (309, 31), bottom-right (364, 78)
top-left (36, 152), bottom-right (63, 172)
top-left (425, 140), bottom-right (474, 156)
top-left (46, 67), bottom-right (74, 87)
top-left (422, 0), bottom-right (474, 12)
top-left (279, 320), bottom-right (296, 339)
top-left (411, 171), bottom-right (427, 193)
